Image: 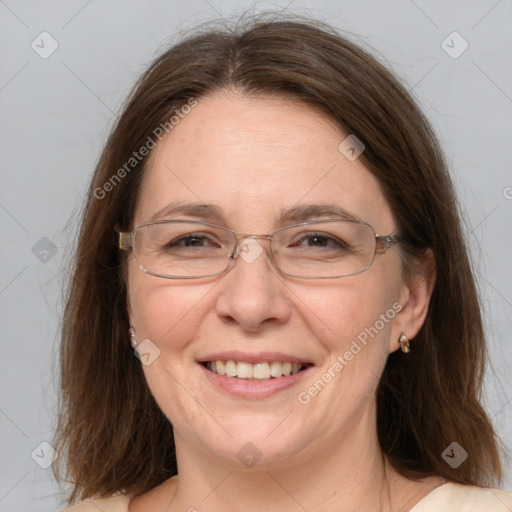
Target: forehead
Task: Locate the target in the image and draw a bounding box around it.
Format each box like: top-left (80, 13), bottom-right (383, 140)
top-left (134, 91), bottom-right (394, 232)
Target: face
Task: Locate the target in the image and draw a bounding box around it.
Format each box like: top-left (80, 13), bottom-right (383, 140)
top-left (126, 91), bottom-right (411, 469)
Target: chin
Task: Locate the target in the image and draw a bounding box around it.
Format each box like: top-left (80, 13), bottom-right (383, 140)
top-left (189, 415), bottom-right (315, 470)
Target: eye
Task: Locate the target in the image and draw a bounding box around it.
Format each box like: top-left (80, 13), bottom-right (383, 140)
top-left (166, 233), bottom-right (220, 249)
top-left (288, 232), bottom-right (350, 249)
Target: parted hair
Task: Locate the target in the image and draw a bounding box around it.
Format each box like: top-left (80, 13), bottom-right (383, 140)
top-left (53, 12), bottom-right (502, 505)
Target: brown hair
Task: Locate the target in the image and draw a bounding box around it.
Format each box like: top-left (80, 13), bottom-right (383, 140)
top-left (53, 12), bottom-right (502, 505)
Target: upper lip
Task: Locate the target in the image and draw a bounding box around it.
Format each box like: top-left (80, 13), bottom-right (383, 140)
top-left (197, 351), bottom-right (314, 365)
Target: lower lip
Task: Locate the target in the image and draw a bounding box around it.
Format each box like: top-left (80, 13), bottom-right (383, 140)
top-left (199, 363), bottom-right (313, 399)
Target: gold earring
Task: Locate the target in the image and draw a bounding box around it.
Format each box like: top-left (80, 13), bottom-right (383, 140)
top-left (129, 326), bottom-right (138, 348)
top-left (399, 333), bottom-right (410, 353)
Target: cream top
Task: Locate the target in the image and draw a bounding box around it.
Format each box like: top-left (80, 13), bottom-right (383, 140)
top-left (61, 482), bottom-right (512, 511)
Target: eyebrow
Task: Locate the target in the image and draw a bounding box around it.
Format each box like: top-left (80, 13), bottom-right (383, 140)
top-left (147, 201), bottom-right (360, 225)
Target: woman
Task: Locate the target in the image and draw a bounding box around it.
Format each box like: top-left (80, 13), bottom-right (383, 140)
top-left (55, 14), bottom-right (512, 511)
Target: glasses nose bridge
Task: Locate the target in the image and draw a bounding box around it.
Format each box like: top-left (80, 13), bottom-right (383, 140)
top-left (234, 231), bottom-right (273, 243)
top-left (230, 231), bottom-right (274, 260)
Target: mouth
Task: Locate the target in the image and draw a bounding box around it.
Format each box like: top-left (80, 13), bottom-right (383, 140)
top-left (197, 351), bottom-right (315, 398)
top-left (201, 360), bottom-right (313, 381)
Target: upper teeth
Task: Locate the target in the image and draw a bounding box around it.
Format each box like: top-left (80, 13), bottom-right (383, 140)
top-left (207, 360), bottom-right (304, 379)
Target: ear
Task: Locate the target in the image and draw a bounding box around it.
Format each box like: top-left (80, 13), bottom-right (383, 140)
top-left (390, 249), bottom-right (436, 353)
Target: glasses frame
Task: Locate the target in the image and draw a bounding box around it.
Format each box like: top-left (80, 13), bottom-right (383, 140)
top-left (116, 219), bottom-right (400, 280)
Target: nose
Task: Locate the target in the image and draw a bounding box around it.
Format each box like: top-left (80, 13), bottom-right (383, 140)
top-left (215, 238), bottom-right (291, 332)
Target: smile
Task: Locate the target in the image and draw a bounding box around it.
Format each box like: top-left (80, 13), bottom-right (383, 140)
top-left (203, 360), bottom-right (310, 380)
top-left (197, 350), bottom-right (315, 398)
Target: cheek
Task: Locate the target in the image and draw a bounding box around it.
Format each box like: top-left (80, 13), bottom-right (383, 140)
top-left (297, 271), bottom-right (400, 347)
top-left (300, 286), bottom-right (397, 409)
top-left (127, 270), bottom-right (218, 430)
top-left (295, 270), bottom-right (401, 398)
top-left (128, 264), bottom-right (214, 352)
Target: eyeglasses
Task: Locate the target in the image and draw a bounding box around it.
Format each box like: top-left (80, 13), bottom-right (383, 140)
top-left (116, 219), bottom-right (400, 279)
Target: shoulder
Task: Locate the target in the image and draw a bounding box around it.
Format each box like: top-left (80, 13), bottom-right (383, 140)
top-left (411, 482), bottom-right (512, 511)
top-left (60, 492), bottom-right (132, 512)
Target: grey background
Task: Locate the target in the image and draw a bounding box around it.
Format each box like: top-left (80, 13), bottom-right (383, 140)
top-left (0, 0), bottom-right (511, 510)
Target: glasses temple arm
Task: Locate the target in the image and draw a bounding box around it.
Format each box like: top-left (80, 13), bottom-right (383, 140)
top-left (376, 232), bottom-right (401, 252)
top-left (118, 231), bottom-right (133, 251)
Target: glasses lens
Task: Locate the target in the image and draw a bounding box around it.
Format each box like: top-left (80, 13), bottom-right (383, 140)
top-left (272, 221), bottom-right (376, 278)
top-left (133, 221), bottom-right (233, 278)
top-left (132, 220), bottom-right (377, 279)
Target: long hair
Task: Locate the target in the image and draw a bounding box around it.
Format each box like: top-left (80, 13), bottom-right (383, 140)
top-left (53, 13), bottom-right (502, 504)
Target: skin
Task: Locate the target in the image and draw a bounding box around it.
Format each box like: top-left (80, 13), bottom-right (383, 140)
top-left (126, 90), bottom-right (442, 511)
